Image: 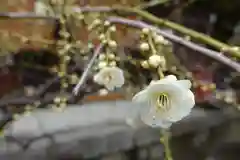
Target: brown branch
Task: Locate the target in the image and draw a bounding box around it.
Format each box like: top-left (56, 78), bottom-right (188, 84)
top-left (107, 17), bottom-right (240, 72)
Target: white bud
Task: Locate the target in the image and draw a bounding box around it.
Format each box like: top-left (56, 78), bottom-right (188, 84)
top-left (142, 28), bottom-right (150, 34)
top-left (140, 43), bottom-right (149, 51)
top-left (93, 19), bottom-right (101, 25)
top-left (99, 34), bottom-right (105, 41)
top-left (154, 35), bottom-right (165, 44)
top-left (108, 40), bottom-right (117, 48)
top-left (98, 54), bottom-right (106, 60)
top-left (148, 55), bottom-right (166, 68)
top-left (98, 61), bottom-right (107, 69)
top-left (104, 21), bottom-right (111, 26)
top-left (109, 26), bottom-right (116, 32)
top-left (109, 61), bottom-right (116, 67)
top-left (58, 49), bottom-right (65, 55)
top-left (77, 14), bottom-right (84, 20)
top-left (64, 44), bottom-right (72, 50)
top-left (54, 97), bottom-right (61, 104)
top-left (140, 61), bottom-right (149, 69)
top-left (70, 74), bottom-right (79, 84)
top-left (232, 46), bottom-right (239, 51)
top-left (64, 56), bottom-right (71, 61)
top-left (107, 53), bottom-right (115, 59)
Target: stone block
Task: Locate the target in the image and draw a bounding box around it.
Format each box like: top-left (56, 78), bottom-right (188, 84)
top-left (137, 147), bottom-right (148, 160)
top-left (149, 144), bottom-right (164, 160)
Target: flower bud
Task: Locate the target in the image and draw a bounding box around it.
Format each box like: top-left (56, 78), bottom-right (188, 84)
top-left (98, 54), bottom-right (106, 60)
top-left (98, 61), bottom-right (107, 69)
top-left (108, 53), bottom-right (115, 59)
top-left (109, 26), bottom-right (116, 32)
top-left (108, 40), bottom-right (117, 48)
top-left (141, 60), bottom-right (150, 69)
top-left (109, 61), bottom-right (117, 67)
top-left (154, 35), bottom-right (165, 44)
top-left (142, 28), bottom-right (150, 34)
top-left (140, 43), bottom-right (149, 51)
top-left (148, 55), bottom-right (166, 68)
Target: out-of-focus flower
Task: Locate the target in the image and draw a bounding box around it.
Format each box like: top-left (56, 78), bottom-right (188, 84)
top-left (34, 1), bottom-right (52, 15)
top-left (132, 75), bottom-right (195, 128)
top-left (94, 67), bottom-right (125, 91)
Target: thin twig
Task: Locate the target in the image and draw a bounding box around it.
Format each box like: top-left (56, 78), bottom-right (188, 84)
top-left (0, 12), bottom-right (56, 19)
top-left (73, 44), bottom-right (104, 95)
top-left (136, 0), bottom-right (171, 9)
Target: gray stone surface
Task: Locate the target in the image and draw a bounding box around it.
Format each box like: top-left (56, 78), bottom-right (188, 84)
top-left (149, 144), bottom-right (164, 159)
top-left (138, 147), bottom-right (148, 160)
top-left (0, 101), bottom-right (231, 159)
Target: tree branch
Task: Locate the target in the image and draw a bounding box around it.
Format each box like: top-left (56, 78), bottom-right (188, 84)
top-left (1, 6), bottom-right (240, 58)
top-left (107, 17), bottom-right (240, 72)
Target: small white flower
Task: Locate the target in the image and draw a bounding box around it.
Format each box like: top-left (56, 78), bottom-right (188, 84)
top-left (34, 1), bottom-right (52, 16)
top-left (132, 75), bottom-right (195, 128)
top-left (94, 67), bottom-right (125, 90)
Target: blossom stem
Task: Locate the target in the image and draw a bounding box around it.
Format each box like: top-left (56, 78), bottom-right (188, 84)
top-left (160, 129), bottom-right (173, 160)
top-left (148, 32), bottom-right (157, 55)
top-left (158, 67), bottom-right (165, 79)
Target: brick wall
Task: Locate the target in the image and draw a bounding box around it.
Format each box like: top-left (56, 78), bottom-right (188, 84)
top-left (0, 0), bottom-right (34, 12)
top-left (0, 0), bottom-right (141, 96)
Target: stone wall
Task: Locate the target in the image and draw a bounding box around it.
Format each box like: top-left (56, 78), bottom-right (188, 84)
top-left (1, 101), bottom-right (239, 160)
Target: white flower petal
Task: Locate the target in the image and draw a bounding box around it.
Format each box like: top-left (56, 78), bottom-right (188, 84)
top-left (94, 74), bottom-right (104, 85)
top-left (176, 80), bottom-right (192, 89)
top-left (141, 113), bottom-right (172, 128)
top-left (93, 67), bottom-right (124, 90)
top-left (106, 85), bottom-right (115, 91)
top-left (153, 120), bottom-right (172, 129)
top-left (166, 90), bottom-right (195, 122)
top-left (147, 82), bottom-right (185, 103)
top-left (132, 90), bottom-right (149, 103)
top-left (125, 117), bottom-right (145, 128)
top-left (149, 75), bottom-right (177, 86)
top-left (165, 75), bottom-right (177, 81)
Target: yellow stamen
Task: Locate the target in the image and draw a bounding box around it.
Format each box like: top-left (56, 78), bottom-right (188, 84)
top-left (104, 74), bottom-right (112, 83)
top-left (155, 93), bottom-right (171, 112)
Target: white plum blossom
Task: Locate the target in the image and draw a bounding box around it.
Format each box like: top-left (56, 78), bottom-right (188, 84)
top-left (34, 1), bottom-right (53, 16)
top-left (94, 67), bottom-right (125, 91)
top-left (132, 75), bottom-right (195, 129)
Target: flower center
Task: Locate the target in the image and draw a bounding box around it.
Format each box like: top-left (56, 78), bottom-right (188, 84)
top-left (104, 73), bottom-right (112, 83)
top-left (155, 93), bottom-right (171, 112)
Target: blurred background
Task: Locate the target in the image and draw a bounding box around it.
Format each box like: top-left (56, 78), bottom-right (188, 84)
top-left (0, 0), bottom-right (239, 160)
